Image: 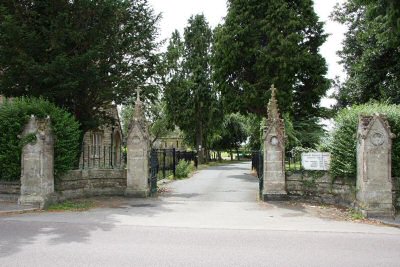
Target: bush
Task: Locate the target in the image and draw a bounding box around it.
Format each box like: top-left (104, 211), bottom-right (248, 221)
top-left (0, 97), bottom-right (81, 181)
top-left (329, 103), bottom-right (400, 180)
top-left (175, 160), bottom-right (193, 179)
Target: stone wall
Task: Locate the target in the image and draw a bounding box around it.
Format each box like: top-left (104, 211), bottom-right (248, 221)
top-left (55, 169), bottom-right (126, 200)
top-left (0, 181), bottom-right (20, 201)
top-left (286, 172), bottom-right (356, 206)
top-left (287, 172), bottom-right (400, 211)
top-left (1, 170), bottom-right (127, 202)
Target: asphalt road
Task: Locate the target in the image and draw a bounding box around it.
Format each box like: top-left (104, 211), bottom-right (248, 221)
top-left (1, 162), bottom-right (400, 267)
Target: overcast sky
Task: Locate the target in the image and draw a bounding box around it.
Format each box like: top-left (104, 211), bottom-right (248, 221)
top-left (148, 0), bottom-right (348, 107)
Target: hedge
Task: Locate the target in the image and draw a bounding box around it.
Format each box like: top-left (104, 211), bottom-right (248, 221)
top-left (329, 103), bottom-right (400, 180)
top-left (0, 97), bottom-right (81, 181)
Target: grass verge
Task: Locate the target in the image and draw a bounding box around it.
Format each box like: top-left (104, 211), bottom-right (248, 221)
top-left (46, 200), bottom-right (94, 211)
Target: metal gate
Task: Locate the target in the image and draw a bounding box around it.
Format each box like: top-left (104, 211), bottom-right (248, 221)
top-left (149, 149), bottom-right (158, 195)
top-left (251, 151), bottom-right (264, 198)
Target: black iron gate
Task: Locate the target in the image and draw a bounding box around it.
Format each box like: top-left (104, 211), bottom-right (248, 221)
top-left (149, 148), bottom-right (198, 196)
top-left (251, 151), bottom-right (264, 198)
top-left (149, 149), bottom-right (158, 195)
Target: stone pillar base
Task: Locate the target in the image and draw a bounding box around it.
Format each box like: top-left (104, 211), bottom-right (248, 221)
top-left (18, 195), bottom-right (50, 209)
top-left (125, 189), bottom-right (149, 198)
top-left (357, 204), bottom-right (394, 219)
top-left (262, 191), bottom-right (288, 201)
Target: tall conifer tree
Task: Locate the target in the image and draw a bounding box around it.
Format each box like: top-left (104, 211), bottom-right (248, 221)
top-left (213, 0), bottom-right (329, 147)
top-left (163, 15), bottom-right (221, 162)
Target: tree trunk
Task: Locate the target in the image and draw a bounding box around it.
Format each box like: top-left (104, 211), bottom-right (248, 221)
top-left (230, 149), bottom-right (233, 161)
top-left (236, 148), bottom-right (240, 161)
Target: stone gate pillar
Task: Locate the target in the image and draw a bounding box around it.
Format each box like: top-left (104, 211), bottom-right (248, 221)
top-left (19, 115), bottom-right (54, 208)
top-left (126, 89), bottom-right (150, 197)
top-left (263, 85), bottom-right (286, 200)
top-left (357, 114), bottom-right (395, 218)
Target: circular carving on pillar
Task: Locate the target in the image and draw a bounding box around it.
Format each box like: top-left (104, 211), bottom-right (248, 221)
top-left (270, 136), bottom-right (279, 146)
top-left (371, 132), bottom-right (384, 146)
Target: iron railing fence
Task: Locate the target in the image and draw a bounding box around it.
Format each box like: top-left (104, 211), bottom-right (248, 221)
top-left (285, 151), bottom-right (302, 172)
top-left (78, 145), bottom-right (125, 170)
top-left (151, 149), bottom-right (198, 180)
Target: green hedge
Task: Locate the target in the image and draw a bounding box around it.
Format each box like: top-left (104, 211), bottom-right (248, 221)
top-left (329, 103), bottom-right (400, 180)
top-left (0, 98), bottom-right (81, 181)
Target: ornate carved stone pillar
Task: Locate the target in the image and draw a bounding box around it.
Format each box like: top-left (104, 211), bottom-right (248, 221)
top-left (126, 89), bottom-right (150, 197)
top-left (19, 115), bottom-right (54, 208)
top-left (263, 85), bottom-right (287, 200)
top-left (357, 114), bottom-right (395, 218)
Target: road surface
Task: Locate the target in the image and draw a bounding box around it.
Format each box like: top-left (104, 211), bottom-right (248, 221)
top-left (1, 162), bottom-right (400, 266)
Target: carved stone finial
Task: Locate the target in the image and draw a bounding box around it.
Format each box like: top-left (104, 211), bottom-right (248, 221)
top-left (267, 84), bottom-right (280, 121)
top-left (136, 88), bottom-right (142, 103)
top-left (134, 88), bottom-right (144, 119)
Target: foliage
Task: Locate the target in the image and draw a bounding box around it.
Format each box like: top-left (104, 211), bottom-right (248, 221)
top-left (332, 0), bottom-right (400, 106)
top-left (213, 0), bottom-right (330, 124)
top-left (244, 114), bottom-right (263, 150)
top-left (162, 15), bottom-right (222, 159)
top-left (0, 0), bottom-right (160, 131)
top-left (246, 112), bottom-right (325, 151)
top-left (329, 103), bottom-right (400, 180)
top-left (0, 97), bottom-right (81, 181)
top-left (211, 113), bottom-right (249, 152)
top-left (120, 99), bottom-right (173, 146)
top-left (289, 146), bottom-right (316, 158)
top-left (348, 208), bottom-right (365, 220)
top-left (175, 160), bottom-right (194, 179)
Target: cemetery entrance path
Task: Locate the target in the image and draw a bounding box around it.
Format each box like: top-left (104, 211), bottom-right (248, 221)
top-left (1, 162), bottom-right (400, 266)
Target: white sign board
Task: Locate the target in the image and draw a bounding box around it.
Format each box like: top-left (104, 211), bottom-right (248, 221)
top-left (301, 152), bottom-right (331, 171)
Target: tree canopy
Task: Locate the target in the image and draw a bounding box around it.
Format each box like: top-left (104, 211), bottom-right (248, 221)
top-left (0, 0), bottom-right (160, 131)
top-left (213, 0), bottom-right (329, 120)
top-left (211, 113), bottom-right (249, 153)
top-left (162, 15), bottom-right (221, 162)
top-left (332, 0), bottom-right (400, 106)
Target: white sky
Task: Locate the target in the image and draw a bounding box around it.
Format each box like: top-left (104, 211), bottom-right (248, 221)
top-left (148, 0), bottom-right (348, 108)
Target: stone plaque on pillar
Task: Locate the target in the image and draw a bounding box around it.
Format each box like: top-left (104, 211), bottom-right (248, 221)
top-left (126, 89), bottom-right (150, 197)
top-left (356, 114), bottom-right (395, 218)
top-left (19, 115), bottom-right (54, 208)
top-left (263, 85), bottom-right (287, 201)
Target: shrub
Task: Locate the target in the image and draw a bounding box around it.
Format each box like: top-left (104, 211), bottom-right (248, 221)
top-left (175, 160), bottom-right (193, 179)
top-left (329, 103), bottom-right (400, 181)
top-left (0, 97), bottom-right (81, 181)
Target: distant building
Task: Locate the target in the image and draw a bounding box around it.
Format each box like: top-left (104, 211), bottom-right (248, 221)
top-left (0, 95), bottom-right (124, 168)
top-left (80, 104), bottom-right (123, 169)
top-left (154, 136), bottom-right (186, 150)
top-left (152, 127), bottom-right (187, 150)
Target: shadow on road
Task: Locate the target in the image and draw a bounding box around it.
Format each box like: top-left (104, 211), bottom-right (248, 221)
top-left (0, 213), bottom-right (116, 258)
top-left (0, 196), bottom-right (180, 258)
top-left (226, 174), bottom-right (258, 183)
